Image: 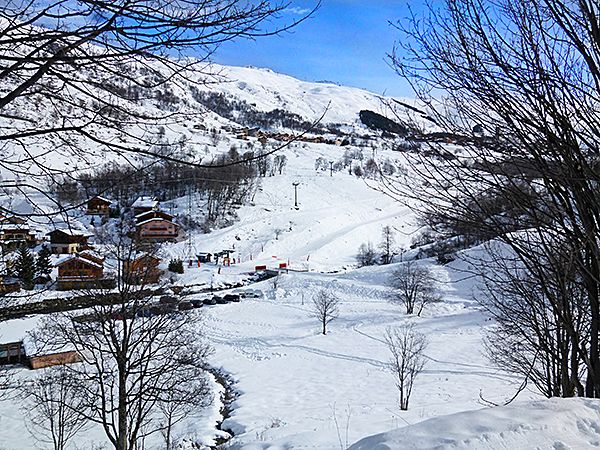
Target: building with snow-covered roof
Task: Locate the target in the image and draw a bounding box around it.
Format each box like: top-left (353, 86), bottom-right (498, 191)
top-left (131, 196), bottom-right (159, 215)
top-left (86, 195), bottom-right (112, 216)
top-left (135, 209), bottom-right (174, 224)
top-left (54, 253), bottom-right (115, 290)
top-left (47, 229), bottom-right (90, 254)
top-left (0, 216), bottom-right (39, 250)
top-left (124, 253), bottom-right (162, 285)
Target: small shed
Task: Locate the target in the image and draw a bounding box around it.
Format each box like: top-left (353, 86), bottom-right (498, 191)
top-left (0, 341), bottom-right (26, 365)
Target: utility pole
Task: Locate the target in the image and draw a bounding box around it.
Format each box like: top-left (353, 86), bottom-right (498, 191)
top-left (292, 182), bottom-right (300, 209)
top-left (329, 161), bottom-right (334, 177)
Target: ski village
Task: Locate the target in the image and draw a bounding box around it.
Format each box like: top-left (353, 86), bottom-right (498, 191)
top-left (1, 2), bottom-right (600, 450)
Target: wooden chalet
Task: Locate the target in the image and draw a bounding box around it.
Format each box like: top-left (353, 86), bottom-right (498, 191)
top-left (124, 253), bottom-right (162, 284)
top-left (47, 229), bottom-right (90, 254)
top-left (86, 195), bottom-right (112, 216)
top-left (132, 196), bottom-right (159, 216)
top-left (55, 252), bottom-right (115, 290)
top-left (0, 276), bottom-right (20, 295)
top-left (0, 216), bottom-right (38, 249)
top-left (136, 217), bottom-right (179, 242)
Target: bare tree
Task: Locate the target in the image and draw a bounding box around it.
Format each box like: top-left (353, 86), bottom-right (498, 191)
top-left (22, 366), bottom-right (89, 450)
top-left (479, 240), bottom-right (588, 398)
top-left (388, 0), bottom-right (600, 398)
top-left (379, 225), bottom-right (395, 265)
top-left (390, 261), bottom-right (440, 316)
top-left (384, 324), bottom-right (427, 410)
top-left (273, 154), bottom-right (288, 175)
top-left (356, 242), bottom-right (377, 267)
top-left (32, 302), bottom-right (212, 450)
top-left (311, 289), bottom-right (340, 335)
top-left (27, 233), bottom-right (212, 450)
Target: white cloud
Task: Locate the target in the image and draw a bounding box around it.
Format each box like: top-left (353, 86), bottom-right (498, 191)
top-left (284, 7), bottom-right (311, 15)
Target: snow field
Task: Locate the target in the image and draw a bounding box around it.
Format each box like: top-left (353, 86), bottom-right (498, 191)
top-left (200, 264), bottom-right (531, 449)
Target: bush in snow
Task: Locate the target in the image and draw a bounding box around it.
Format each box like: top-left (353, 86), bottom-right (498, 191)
top-left (168, 258), bottom-right (184, 274)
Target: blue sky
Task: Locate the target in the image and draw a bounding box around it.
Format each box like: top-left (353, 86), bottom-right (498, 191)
top-left (213, 1), bottom-right (420, 97)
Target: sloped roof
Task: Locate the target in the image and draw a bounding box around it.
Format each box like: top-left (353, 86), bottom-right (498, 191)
top-left (132, 196), bottom-right (158, 208)
top-left (136, 217), bottom-right (178, 227)
top-left (54, 254), bottom-right (103, 269)
top-left (88, 195), bottom-right (112, 204)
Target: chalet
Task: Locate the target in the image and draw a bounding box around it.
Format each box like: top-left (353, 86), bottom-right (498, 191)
top-left (135, 210), bottom-right (174, 224)
top-left (0, 341), bottom-right (26, 365)
top-left (132, 196), bottom-right (159, 215)
top-left (55, 252), bottom-right (114, 290)
top-left (0, 276), bottom-right (20, 295)
top-left (47, 229), bottom-right (90, 254)
top-left (124, 254), bottom-right (162, 284)
top-left (86, 195), bottom-right (112, 216)
top-left (136, 218), bottom-right (179, 241)
top-left (0, 216), bottom-right (38, 249)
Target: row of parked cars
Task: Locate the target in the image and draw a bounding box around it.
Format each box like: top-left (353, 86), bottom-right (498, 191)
top-left (73, 290), bottom-right (263, 323)
top-left (137, 290), bottom-right (263, 317)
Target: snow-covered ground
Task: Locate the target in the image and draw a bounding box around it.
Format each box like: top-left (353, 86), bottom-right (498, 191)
top-left (1, 64), bottom-right (598, 449)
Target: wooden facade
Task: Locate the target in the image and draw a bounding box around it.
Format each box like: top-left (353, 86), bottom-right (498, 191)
top-left (124, 254), bottom-right (162, 284)
top-left (136, 218), bottom-right (179, 241)
top-left (86, 196), bottom-right (111, 215)
top-left (55, 253), bottom-right (115, 290)
top-left (57, 255), bottom-right (103, 279)
top-left (29, 351), bottom-right (81, 369)
top-left (0, 341), bottom-right (26, 365)
top-left (0, 216), bottom-right (37, 249)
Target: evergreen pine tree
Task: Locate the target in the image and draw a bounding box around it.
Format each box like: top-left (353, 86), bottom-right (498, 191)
top-left (15, 245), bottom-right (35, 290)
top-left (36, 245), bottom-right (52, 281)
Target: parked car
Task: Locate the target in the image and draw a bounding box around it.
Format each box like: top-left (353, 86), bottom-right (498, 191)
top-left (190, 299), bottom-right (204, 308)
top-left (239, 290), bottom-right (262, 298)
top-left (223, 294), bottom-right (240, 302)
top-left (203, 297), bottom-right (217, 306)
top-left (137, 307), bottom-right (154, 318)
top-left (178, 301), bottom-right (194, 311)
top-left (160, 295), bottom-right (179, 305)
top-left (214, 295), bottom-right (227, 304)
top-left (151, 303), bottom-right (177, 315)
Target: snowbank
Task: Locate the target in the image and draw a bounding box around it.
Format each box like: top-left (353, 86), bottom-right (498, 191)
top-left (348, 398), bottom-right (600, 450)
